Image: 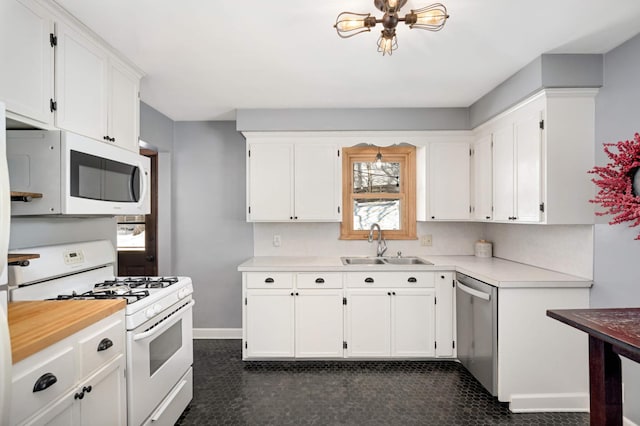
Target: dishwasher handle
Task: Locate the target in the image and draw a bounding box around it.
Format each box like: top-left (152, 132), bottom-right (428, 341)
top-left (457, 281), bottom-right (492, 301)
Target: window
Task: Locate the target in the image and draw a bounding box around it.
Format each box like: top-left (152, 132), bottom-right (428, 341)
top-left (116, 215), bottom-right (146, 251)
top-left (340, 145), bottom-right (417, 240)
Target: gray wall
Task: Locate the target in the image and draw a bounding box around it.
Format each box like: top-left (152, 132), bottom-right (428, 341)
top-left (592, 33), bottom-right (640, 422)
top-left (172, 121), bottom-right (253, 329)
top-left (9, 216), bottom-right (116, 250)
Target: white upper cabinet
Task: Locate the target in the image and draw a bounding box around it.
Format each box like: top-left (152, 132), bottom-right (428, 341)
top-left (55, 20), bottom-right (108, 143)
top-left (55, 21), bottom-right (141, 152)
top-left (427, 141), bottom-right (471, 220)
top-left (0, 0), bottom-right (54, 125)
top-left (477, 89), bottom-right (596, 224)
top-left (247, 140), bottom-right (341, 222)
top-left (472, 135), bottom-right (493, 221)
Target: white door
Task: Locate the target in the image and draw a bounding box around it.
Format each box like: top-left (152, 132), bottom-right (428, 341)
top-left (0, 0), bottom-right (53, 124)
top-left (435, 272), bottom-right (455, 357)
top-left (294, 144), bottom-right (341, 221)
top-left (79, 356), bottom-right (126, 426)
top-left (22, 393), bottom-right (75, 426)
top-left (108, 58), bottom-right (140, 153)
top-left (428, 142), bottom-right (470, 220)
top-left (294, 290), bottom-right (344, 358)
top-left (55, 21), bottom-right (108, 142)
top-left (247, 143), bottom-right (294, 221)
top-left (245, 290), bottom-right (295, 357)
top-left (492, 125), bottom-right (515, 221)
top-left (473, 135), bottom-right (493, 221)
top-left (392, 289), bottom-right (435, 357)
top-left (514, 111), bottom-right (543, 222)
top-left (345, 290), bottom-right (391, 357)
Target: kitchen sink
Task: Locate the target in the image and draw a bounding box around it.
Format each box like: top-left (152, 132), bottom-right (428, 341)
top-left (341, 256), bottom-right (431, 266)
top-left (382, 257), bottom-right (432, 265)
top-left (341, 257), bottom-right (385, 265)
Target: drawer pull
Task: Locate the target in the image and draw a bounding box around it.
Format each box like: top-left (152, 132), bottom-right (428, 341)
top-left (408, 277), bottom-right (417, 283)
top-left (33, 373), bottom-right (57, 393)
top-left (315, 278), bottom-right (325, 284)
top-left (364, 277), bottom-right (374, 283)
top-left (83, 385), bottom-right (92, 393)
top-left (74, 391), bottom-right (84, 400)
top-left (265, 278), bottom-right (274, 283)
top-left (97, 338), bottom-right (113, 352)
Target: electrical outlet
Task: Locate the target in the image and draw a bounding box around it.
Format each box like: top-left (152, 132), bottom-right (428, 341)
top-left (273, 235), bottom-right (281, 247)
top-left (421, 235), bottom-right (433, 246)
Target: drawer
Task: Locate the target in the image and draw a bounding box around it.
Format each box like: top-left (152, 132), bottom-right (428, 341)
top-left (79, 318), bottom-right (125, 377)
top-left (11, 345), bottom-right (75, 425)
top-left (246, 272), bottom-right (294, 289)
top-left (345, 272), bottom-right (434, 288)
top-left (296, 272), bottom-right (343, 289)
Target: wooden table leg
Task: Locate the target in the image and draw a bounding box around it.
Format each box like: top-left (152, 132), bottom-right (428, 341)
top-left (589, 336), bottom-right (622, 426)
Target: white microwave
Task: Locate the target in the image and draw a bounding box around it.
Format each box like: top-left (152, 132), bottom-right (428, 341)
top-left (7, 130), bottom-right (150, 216)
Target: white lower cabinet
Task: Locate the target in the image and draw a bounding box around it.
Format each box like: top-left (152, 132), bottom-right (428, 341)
top-left (345, 288), bottom-right (435, 358)
top-left (242, 269), bottom-right (454, 360)
top-left (11, 311), bottom-right (126, 426)
top-left (243, 272), bottom-right (344, 359)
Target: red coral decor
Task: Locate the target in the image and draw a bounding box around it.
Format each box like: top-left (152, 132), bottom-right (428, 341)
top-left (589, 133), bottom-right (640, 239)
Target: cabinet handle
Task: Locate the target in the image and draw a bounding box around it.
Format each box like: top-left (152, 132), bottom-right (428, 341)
top-left (294, 216), bottom-right (298, 219)
top-left (110, 137), bottom-right (116, 142)
top-left (290, 216), bottom-right (293, 220)
top-left (33, 373), bottom-right (57, 393)
top-left (364, 277), bottom-right (374, 283)
top-left (103, 136), bottom-right (109, 141)
top-left (74, 391), bottom-right (84, 400)
top-left (295, 292), bottom-right (299, 296)
top-left (431, 216), bottom-right (435, 219)
top-left (290, 292), bottom-right (294, 296)
top-left (408, 277), bottom-right (417, 283)
top-left (315, 278), bottom-right (325, 284)
top-left (392, 292), bottom-right (396, 295)
top-left (83, 385), bottom-right (92, 393)
top-left (265, 278), bottom-right (274, 283)
top-left (387, 292), bottom-right (391, 296)
top-left (486, 216), bottom-right (491, 220)
top-left (97, 338), bottom-right (113, 352)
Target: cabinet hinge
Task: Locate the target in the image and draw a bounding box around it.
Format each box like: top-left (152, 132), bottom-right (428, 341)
top-left (539, 119), bottom-right (544, 130)
top-left (245, 341), bottom-right (247, 349)
top-left (452, 279), bottom-right (455, 287)
top-left (434, 297), bottom-right (437, 305)
top-left (469, 205), bottom-right (473, 213)
top-left (248, 206), bottom-right (251, 214)
top-left (49, 33), bottom-right (57, 47)
top-left (343, 341), bottom-right (348, 349)
top-left (49, 99), bottom-right (57, 112)
top-left (337, 150), bottom-right (340, 157)
top-left (453, 341), bottom-right (456, 349)
top-left (244, 297), bottom-right (247, 305)
top-left (469, 148), bottom-right (473, 156)
top-left (248, 150), bottom-right (251, 157)
top-left (539, 202), bottom-right (545, 212)
top-left (435, 341), bottom-right (437, 349)
top-left (343, 297), bottom-right (347, 305)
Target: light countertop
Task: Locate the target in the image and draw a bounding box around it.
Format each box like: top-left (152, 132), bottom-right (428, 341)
top-left (238, 255), bottom-right (592, 289)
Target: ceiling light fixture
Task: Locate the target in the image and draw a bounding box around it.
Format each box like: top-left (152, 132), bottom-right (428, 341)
top-left (334, 1), bottom-right (449, 56)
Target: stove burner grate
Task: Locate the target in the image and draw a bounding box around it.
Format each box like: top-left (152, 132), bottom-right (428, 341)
top-left (95, 276), bottom-right (179, 289)
top-left (48, 289), bottom-right (150, 304)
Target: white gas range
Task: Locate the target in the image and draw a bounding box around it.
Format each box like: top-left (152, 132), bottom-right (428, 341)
top-left (9, 240), bottom-right (194, 426)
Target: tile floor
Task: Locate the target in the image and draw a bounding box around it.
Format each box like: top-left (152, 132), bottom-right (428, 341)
top-left (176, 340), bottom-right (588, 425)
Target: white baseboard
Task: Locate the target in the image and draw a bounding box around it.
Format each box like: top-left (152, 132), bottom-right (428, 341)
top-left (193, 328), bottom-right (242, 339)
top-left (509, 393), bottom-right (589, 413)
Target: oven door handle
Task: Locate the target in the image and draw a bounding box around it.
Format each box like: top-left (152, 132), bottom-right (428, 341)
top-left (132, 300), bottom-right (195, 342)
top-left (457, 281), bottom-right (492, 301)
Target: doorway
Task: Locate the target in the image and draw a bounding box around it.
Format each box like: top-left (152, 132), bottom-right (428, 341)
top-left (117, 148), bottom-right (158, 276)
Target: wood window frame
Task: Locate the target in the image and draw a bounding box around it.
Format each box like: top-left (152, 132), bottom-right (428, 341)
top-left (340, 145), bottom-right (417, 240)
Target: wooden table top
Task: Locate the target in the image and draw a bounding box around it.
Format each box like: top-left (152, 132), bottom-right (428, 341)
top-left (8, 300), bottom-right (126, 363)
top-left (547, 307), bottom-right (640, 362)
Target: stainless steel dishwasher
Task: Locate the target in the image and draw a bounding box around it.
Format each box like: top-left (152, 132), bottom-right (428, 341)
top-left (456, 272), bottom-right (498, 396)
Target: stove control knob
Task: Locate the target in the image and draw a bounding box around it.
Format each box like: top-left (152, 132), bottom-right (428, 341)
top-left (154, 304), bottom-right (162, 314)
top-left (145, 308), bottom-right (155, 319)
top-left (178, 288), bottom-right (188, 299)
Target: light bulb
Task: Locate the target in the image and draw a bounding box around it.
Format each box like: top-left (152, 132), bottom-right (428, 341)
top-left (334, 12), bottom-right (377, 38)
top-left (377, 33), bottom-right (397, 56)
top-left (336, 18), bottom-right (365, 32)
top-left (415, 9), bottom-right (446, 26)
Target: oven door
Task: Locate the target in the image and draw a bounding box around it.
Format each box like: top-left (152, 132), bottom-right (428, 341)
top-left (127, 300), bottom-right (193, 426)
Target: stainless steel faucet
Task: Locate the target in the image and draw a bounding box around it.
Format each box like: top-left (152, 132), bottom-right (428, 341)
top-left (368, 223), bottom-right (387, 257)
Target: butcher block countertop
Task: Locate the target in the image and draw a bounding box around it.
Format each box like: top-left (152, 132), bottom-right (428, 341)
top-left (8, 300), bottom-right (126, 364)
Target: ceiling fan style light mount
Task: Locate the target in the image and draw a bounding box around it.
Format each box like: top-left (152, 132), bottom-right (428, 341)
top-left (334, 1), bottom-right (449, 56)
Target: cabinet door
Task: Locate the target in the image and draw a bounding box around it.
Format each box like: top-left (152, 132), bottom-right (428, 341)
top-left (392, 289), bottom-right (435, 357)
top-left (55, 21), bottom-right (108, 142)
top-left (108, 58), bottom-right (140, 152)
top-left (78, 355), bottom-right (126, 426)
top-left (295, 290), bottom-right (344, 358)
top-left (247, 143), bottom-right (294, 221)
top-left (428, 142), bottom-right (470, 220)
top-left (0, 0), bottom-right (53, 124)
top-left (473, 135), bottom-right (493, 221)
top-left (492, 125), bottom-right (515, 221)
top-left (345, 290), bottom-right (391, 357)
top-left (245, 290), bottom-right (295, 357)
top-left (435, 272), bottom-right (455, 357)
top-left (514, 111), bottom-right (542, 222)
top-left (22, 393), bottom-right (75, 426)
top-left (294, 144), bottom-right (341, 221)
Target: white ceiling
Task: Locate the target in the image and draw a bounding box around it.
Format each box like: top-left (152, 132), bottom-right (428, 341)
top-left (55, 0), bottom-right (640, 121)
